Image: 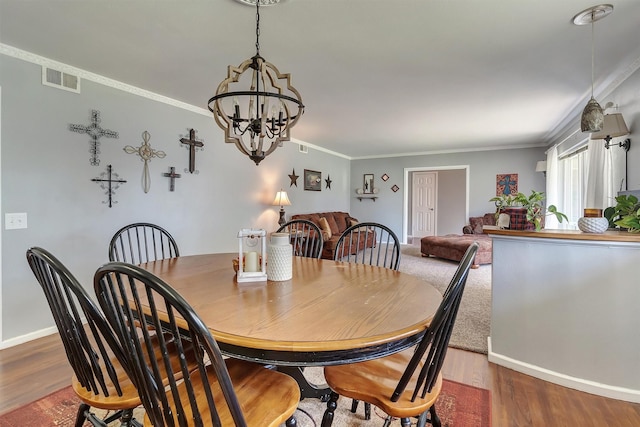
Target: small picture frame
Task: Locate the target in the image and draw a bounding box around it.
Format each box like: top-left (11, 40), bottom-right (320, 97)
top-left (363, 174), bottom-right (374, 194)
top-left (391, 184), bottom-right (400, 193)
top-left (304, 169), bottom-right (322, 191)
top-left (381, 173), bottom-right (389, 182)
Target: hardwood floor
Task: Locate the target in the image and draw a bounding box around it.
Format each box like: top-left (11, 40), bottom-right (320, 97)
top-left (1, 333), bottom-right (640, 426)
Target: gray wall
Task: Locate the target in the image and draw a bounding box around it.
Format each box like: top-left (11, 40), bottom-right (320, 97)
top-left (350, 147), bottom-right (547, 241)
top-left (0, 54), bottom-right (350, 343)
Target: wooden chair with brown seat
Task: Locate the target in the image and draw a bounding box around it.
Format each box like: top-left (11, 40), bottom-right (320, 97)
top-left (321, 242), bottom-right (479, 427)
top-left (94, 261), bottom-right (300, 427)
top-left (26, 246), bottom-right (143, 427)
top-left (108, 222), bottom-right (179, 264)
top-left (277, 219), bottom-right (324, 259)
top-left (27, 247), bottom-right (198, 427)
top-left (334, 221), bottom-right (402, 418)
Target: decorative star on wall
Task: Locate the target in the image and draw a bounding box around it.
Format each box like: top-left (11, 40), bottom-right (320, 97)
top-left (325, 175), bottom-right (332, 190)
top-left (288, 168), bottom-right (299, 187)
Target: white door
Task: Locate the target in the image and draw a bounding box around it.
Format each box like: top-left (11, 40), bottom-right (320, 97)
top-left (412, 172), bottom-right (437, 238)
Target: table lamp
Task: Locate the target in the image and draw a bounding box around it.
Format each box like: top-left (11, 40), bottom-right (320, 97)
top-left (272, 190), bottom-right (292, 226)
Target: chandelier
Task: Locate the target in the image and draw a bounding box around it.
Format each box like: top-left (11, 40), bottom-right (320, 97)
top-left (573, 4), bottom-right (613, 133)
top-left (208, 0), bottom-right (304, 165)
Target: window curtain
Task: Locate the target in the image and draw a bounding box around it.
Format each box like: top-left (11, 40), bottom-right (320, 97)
top-left (545, 146), bottom-right (562, 229)
top-left (584, 138), bottom-right (626, 210)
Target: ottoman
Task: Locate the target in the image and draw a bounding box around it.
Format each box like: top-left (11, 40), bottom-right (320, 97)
top-left (420, 234), bottom-right (492, 268)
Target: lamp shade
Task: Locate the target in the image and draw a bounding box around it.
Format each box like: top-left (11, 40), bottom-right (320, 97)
top-left (272, 190), bottom-right (291, 207)
top-left (535, 161), bottom-right (547, 173)
top-left (590, 113), bottom-right (629, 140)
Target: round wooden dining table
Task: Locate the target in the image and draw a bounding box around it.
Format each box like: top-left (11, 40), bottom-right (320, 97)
top-left (140, 253), bottom-right (442, 368)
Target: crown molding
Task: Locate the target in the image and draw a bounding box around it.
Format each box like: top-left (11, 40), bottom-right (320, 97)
top-left (0, 43), bottom-right (210, 117)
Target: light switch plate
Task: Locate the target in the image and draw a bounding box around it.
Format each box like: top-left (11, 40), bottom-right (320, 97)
top-left (5, 213), bottom-right (28, 229)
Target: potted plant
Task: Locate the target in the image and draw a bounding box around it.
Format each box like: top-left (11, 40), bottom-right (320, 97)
top-left (604, 194), bottom-right (640, 232)
top-left (489, 190), bottom-right (567, 231)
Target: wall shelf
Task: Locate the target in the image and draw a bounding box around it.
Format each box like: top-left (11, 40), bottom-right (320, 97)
top-left (356, 196), bottom-right (378, 202)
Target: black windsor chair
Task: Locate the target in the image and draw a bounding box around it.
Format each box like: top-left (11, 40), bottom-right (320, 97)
top-left (26, 247), bottom-right (142, 427)
top-left (94, 261), bottom-right (300, 427)
top-left (108, 222), bottom-right (179, 264)
top-left (333, 222), bottom-right (401, 271)
top-left (333, 222), bottom-right (402, 418)
top-left (276, 219), bottom-right (324, 259)
top-left (321, 242), bottom-right (479, 427)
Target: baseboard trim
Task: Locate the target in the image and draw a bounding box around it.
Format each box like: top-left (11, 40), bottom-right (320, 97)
top-left (487, 337), bottom-right (640, 403)
top-left (0, 326), bottom-right (58, 350)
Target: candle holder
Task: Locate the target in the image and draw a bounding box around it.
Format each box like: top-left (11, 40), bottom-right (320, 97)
top-left (237, 229), bottom-right (267, 283)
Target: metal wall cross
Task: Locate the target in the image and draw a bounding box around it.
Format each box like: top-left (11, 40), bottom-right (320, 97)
top-left (180, 128), bottom-right (204, 174)
top-left (163, 166), bottom-right (182, 192)
top-left (69, 110), bottom-right (119, 166)
top-left (124, 131), bottom-right (166, 193)
top-left (91, 164), bottom-right (127, 208)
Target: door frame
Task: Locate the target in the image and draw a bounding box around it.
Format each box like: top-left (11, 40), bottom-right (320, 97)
top-left (403, 165), bottom-right (470, 244)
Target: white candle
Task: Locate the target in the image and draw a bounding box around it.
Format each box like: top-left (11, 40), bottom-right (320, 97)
top-left (245, 251), bottom-right (258, 272)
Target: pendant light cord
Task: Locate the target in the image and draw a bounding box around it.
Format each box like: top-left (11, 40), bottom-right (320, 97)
top-left (590, 12), bottom-right (595, 98)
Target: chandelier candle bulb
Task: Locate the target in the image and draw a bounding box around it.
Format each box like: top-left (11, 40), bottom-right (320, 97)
top-left (267, 232), bottom-right (292, 281)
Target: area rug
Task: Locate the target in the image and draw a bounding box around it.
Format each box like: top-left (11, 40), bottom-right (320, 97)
top-left (398, 245), bottom-right (491, 354)
top-left (0, 368), bottom-right (491, 427)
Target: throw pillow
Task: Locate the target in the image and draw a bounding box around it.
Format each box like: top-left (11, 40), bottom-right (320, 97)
top-left (349, 218), bottom-right (360, 227)
top-left (469, 217), bottom-right (484, 234)
top-left (318, 217), bottom-right (332, 241)
top-left (324, 215), bottom-right (340, 235)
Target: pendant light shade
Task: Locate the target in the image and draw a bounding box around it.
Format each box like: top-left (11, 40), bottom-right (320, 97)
top-left (573, 4), bottom-right (613, 133)
top-left (581, 97), bottom-right (604, 133)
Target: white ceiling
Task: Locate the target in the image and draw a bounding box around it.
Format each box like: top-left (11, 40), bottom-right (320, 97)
top-left (2, 0), bottom-right (640, 159)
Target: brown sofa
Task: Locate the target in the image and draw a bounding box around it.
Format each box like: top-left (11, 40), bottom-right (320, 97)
top-left (291, 211), bottom-right (374, 260)
top-left (420, 213), bottom-right (494, 268)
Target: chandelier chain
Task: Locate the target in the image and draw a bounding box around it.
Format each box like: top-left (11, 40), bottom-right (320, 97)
top-left (255, 1), bottom-right (261, 55)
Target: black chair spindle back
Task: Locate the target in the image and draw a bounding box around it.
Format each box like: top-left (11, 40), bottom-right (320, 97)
top-left (334, 222), bottom-right (401, 270)
top-left (94, 262), bottom-right (247, 427)
top-left (109, 222), bottom-right (179, 264)
top-left (277, 219), bottom-right (324, 259)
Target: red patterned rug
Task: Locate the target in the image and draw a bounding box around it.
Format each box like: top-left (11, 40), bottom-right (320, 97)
top-left (0, 379), bottom-right (491, 426)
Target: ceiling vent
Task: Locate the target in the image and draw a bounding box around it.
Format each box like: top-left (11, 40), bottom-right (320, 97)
top-left (42, 66), bottom-right (80, 93)
top-left (298, 144), bottom-right (308, 154)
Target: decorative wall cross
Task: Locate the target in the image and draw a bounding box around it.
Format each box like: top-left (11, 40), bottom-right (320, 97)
top-left (92, 164), bottom-right (127, 208)
top-left (163, 167), bottom-right (182, 192)
top-left (69, 110), bottom-right (119, 166)
top-left (180, 129), bottom-right (204, 174)
top-left (124, 131), bottom-right (166, 193)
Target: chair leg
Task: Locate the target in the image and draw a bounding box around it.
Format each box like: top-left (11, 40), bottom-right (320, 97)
top-left (382, 415), bottom-right (393, 427)
top-left (321, 392), bottom-right (339, 427)
top-left (400, 418), bottom-right (412, 427)
top-left (417, 411), bottom-right (428, 427)
top-left (350, 399), bottom-right (359, 413)
top-left (285, 415), bottom-right (297, 426)
top-left (429, 405), bottom-right (441, 427)
top-left (364, 402), bottom-right (371, 420)
top-left (74, 403), bottom-right (90, 427)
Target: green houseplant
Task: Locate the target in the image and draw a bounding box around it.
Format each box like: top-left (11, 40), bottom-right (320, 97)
top-left (604, 194), bottom-right (640, 232)
top-left (489, 190), bottom-right (567, 231)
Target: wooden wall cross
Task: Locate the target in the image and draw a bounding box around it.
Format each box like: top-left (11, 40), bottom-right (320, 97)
top-left (69, 110), bottom-right (119, 166)
top-left (124, 131), bottom-right (166, 193)
top-left (180, 129), bottom-right (204, 174)
top-left (91, 164), bottom-right (127, 208)
top-left (163, 166), bottom-right (181, 192)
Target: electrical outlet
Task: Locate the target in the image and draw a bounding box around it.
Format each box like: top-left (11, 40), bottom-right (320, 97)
top-left (5, 213), bottom-right (28, 230)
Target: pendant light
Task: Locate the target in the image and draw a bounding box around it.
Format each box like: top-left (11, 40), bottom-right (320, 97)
top-left (208, 0), bottom-right (304, 165)
top-left (573, 4), bottom-right (613, 133)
